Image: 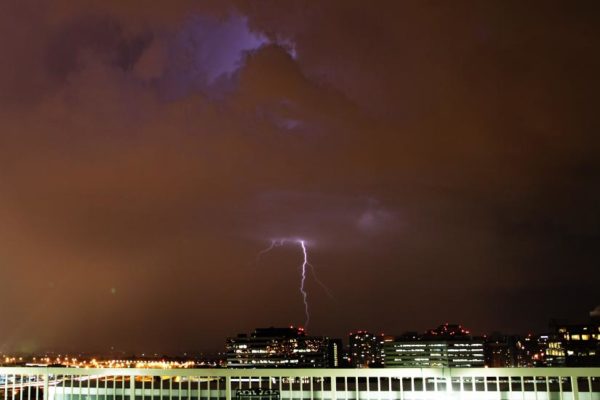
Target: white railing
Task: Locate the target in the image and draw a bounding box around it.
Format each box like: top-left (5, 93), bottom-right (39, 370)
top-left (1, 367), bottom-right (599, 400)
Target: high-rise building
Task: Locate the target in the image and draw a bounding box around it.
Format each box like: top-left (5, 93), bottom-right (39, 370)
top-left (226, 327), bottom-right (340, 368)
top-left (384, 323), bottom-right (485, 368)
top-left (515, 333), bottom-right (548, 367)
top-left (348, 331), bottom-right (384, 368)
top-left (484, 333), bottom-right (518, 367)
top-left (327, 338), bottom-right (344, 368)
top-left (544, 334), bottom-right (566, 367)
top-left (550, 318), bottom-right (600, 367)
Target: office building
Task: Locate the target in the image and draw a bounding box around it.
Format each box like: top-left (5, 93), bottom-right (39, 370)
top-left (348, 331), bottom-right (384, 368)
top-left (384, 323), bottom-right (485, 368)
top-left (551, 318), bottom-right (600, 367)
top-left (514, 334), bottom-right (545, 366)
top-left (226, 326), bottom-right (340, 368)
top-left (484, 333), bottom-right (518, 367)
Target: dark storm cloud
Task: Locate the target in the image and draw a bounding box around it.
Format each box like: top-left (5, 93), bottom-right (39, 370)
top-left (0, 0), bottom-right (599, 353)
top-left (45, 16), bottom-right (152, 81)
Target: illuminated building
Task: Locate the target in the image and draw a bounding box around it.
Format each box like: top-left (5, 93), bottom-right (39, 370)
top-left (551, 318), bottom-right (600, 367)
top-left (226, 327), bottom-right (340, 368)
top-left (545, 335), bottom-right (566, 367)
top-left (383, 323), bottom-right (485, 368)
top-left (6, 366), bottom-right (595, 400)
top-left (515, 333), bottom-right (549, 367)
top-left (327, 338), bottom-right (344, 367)
top-left (348, 331), bottom-right (384, 368)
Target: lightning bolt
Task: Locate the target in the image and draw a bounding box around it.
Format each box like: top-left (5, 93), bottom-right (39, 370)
top-left (255, 238), bottom-right (332, 328)
top-left (308, 263), bottom-right (335, 299)
top-left (255, 239), bottom-right (285, 264)
top-left (299, 240), bottom-right (310, 328)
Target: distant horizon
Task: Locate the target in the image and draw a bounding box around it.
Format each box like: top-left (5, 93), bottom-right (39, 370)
top-left (2, 310), bottom-right (597, 357)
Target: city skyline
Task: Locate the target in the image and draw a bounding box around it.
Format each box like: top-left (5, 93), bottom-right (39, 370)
top-left (2, 317), bottom-right (598, 369)
top-left (1, 1), bottom-right (599, 355)
top-left (1, 309), bottom-right (598, 358)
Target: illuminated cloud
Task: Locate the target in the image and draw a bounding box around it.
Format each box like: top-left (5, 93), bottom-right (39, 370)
top-left (249, 192), bottom-right (400, 248)
top-left (356, 199), bottom-right (397, 235)
top-left (160, 14), bottom-right (267, 97)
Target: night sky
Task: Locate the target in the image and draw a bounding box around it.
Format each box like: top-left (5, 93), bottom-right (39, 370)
top-left (1, 1), bottom-right (599, 355)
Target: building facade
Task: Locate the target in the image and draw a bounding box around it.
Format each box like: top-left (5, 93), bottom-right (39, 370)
top-left (552, 319), bottom-right (600, 367)
top-left (226, 327), bottom-right (340, 368)
top-left (384, 324), bottom-right (485, 368)
top-left (514, 333), bottom-right (548, 367)
top-left (5, 366), bottom-right (594, 400)
top-left (483, 334), bottom-right (518, 367)
top-left (348, 331), bottom-right (384, 368)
